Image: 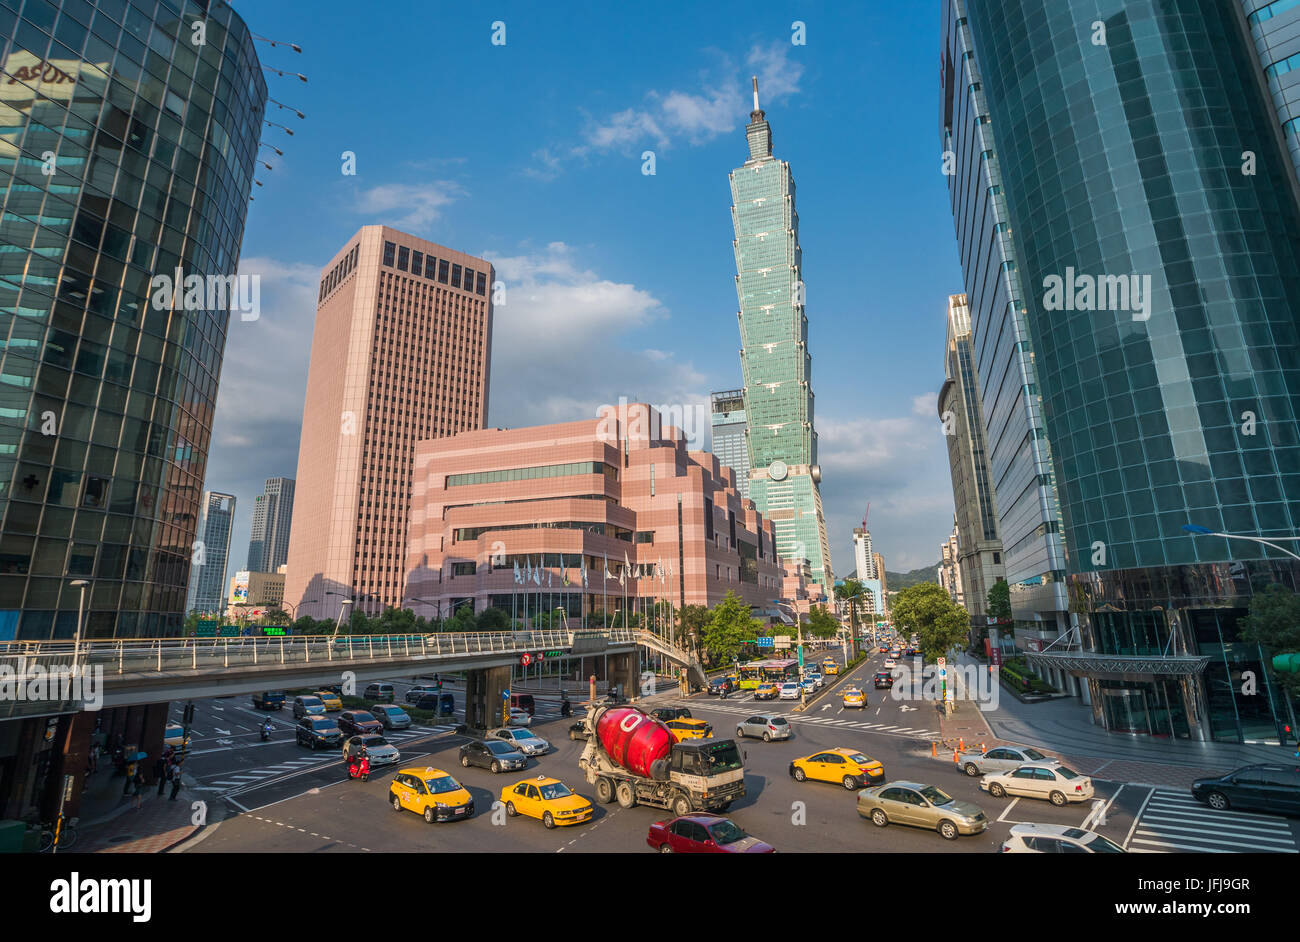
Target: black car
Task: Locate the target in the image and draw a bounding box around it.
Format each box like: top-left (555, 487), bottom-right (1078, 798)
top-left (458, 739), bottom-right (527, 773)
top-left (338, 710), bottom-right (383, 736)
top-left (650, 707), bottom-right (692, 722)
top-left (296, 716), bottom-right (342, 749)
top-left (872, 671), bottom-right (895, 689)
top-left (1191, 764), bottom-right (1300, 815)
top-left (707, 678), bottom-right (736, 696)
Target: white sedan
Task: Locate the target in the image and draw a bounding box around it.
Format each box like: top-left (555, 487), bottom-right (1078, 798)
top-left (487, 727), bottom-right (549, 756)
top-left (778, 683), bottom-right (801, 700)
top-left (981, 762), bottom-right (1094, 805)
top-left (883, 658), bottom-right (897, 670)
top-left (1001, 823), bottom-right (1125, 853)
top-left (507, 708), bottom-right (532, 727)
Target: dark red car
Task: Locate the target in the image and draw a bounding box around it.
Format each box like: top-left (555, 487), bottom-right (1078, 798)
top-left (873, 671), bottom-right (895, 689)
top-left (646, 814), bottom-right (775, 853)
top-left (337, 710), bottom-right (382, 736)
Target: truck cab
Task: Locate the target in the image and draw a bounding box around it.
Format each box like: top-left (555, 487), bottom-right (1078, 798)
top-left (252, 690), bottom-right (286, 711)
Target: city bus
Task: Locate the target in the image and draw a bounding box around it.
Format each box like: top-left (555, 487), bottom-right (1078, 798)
top-left (737, 658), bottom-right (800, 689)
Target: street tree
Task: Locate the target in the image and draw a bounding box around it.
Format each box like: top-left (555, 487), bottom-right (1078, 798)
top-left (986, 580), bottom-right (1012, 622)
top-left (806, 604), bottom-right (840, 639)
top-left (891, 582), bottom-right (970, 662)
top-left (679, 604), bottom-right (710, 657)
top-left (1239, 583), bottom-right (1300, 697)
top-left (702, 591), bottom-right (757, 666)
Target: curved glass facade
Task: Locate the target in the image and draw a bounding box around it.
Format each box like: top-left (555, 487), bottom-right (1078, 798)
top-left (0, 0), bottom-right (265, 638)
top-left (966, 0), bottom-right (1300, 573)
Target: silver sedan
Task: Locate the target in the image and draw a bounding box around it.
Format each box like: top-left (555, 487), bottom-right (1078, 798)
top-left (734, 714), bottom-right (792, 742)
top-left (958, 745), bottom-right (1059, 777)
top-left (487, 727), bottom-right (549, 756)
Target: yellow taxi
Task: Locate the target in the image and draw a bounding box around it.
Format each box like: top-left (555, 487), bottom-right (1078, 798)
top-left (842, 687), bottom-right (866, 708)
top-left (315, 690), bottom-right (343, 711)
top-left (501, 775), bottom-right (594, 828)
top-left (664, 717), bottom-right (713, 742)
top-left (823, 662), bottom-right (840, 676)
top-left (389, 766), bottom-right (474, 822)
top-left (755, 683), bottom-right (780, 701)
top-left (790, 748), bottom-right (885, 790)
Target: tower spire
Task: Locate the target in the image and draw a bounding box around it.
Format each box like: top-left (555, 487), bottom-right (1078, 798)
top-left (750, 75), bottom-right (764, 121)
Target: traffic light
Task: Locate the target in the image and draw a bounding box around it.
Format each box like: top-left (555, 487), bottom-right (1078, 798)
top-left (1272, 653), bottom-right (1300, 673)
top-left (182, 702), bottom-right (195, 725)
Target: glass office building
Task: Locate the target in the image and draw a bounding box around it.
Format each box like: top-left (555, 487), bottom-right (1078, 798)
top-left (729, 79), bottom-right (833, 588)
top-left (954, 0), bottom-right (1300, 741)
top-left (709, 389), bottom-right (750, 500)
top-left (0, 0), bottom-right (266, 639)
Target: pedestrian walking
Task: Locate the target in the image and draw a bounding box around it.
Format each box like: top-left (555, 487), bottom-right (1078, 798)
top-left (154, 756), bottom-right (167, 797)
top-left (122, 760), bottom-right (136, 797)
top-left (131, 769), bottom-right (145, 810)
top-left (168, 762), bottom-right (183, 801)
top-left (87, 749), bottom-right (98, 774)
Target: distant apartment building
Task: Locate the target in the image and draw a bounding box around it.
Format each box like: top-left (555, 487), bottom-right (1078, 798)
top-left (940, 294), bottom-right (1005, 619)
top-left (710, 389), bottom-right (751, 500)
top-left (226, 569), bottom-right (285, 620)
top-left (852, 526), bottom-right (875, 580)
top-left (403, 403), bottom-right (784, 622)
top-left (938, 525), bottom-right (963, 608)
top-left (186, 492), bottom-right (236, 615)
top-left (247, 478), bottom-right (295, 573)
top-left (873, 553), bottom-right (888, 612)
top-left (284, 227), bottom-right (493, 619)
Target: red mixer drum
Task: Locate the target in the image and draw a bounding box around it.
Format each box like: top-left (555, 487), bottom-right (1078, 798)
top-left (596, 707), bottom-right (674, 779)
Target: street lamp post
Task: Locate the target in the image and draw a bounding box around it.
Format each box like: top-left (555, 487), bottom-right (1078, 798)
top-left (69, 579), bottom-right (88, 675)
top-left (330, 599), bottom-right (354, 640)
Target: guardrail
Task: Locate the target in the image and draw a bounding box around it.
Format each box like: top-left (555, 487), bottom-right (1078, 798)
top-left (0, 628), bottom-right (641, 677)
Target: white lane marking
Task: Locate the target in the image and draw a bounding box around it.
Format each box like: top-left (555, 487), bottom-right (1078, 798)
top-left (996, 798), bottom-right (1021, 823)
top-left (1139, 811), bottom-right (1294, 838)
top-left (1123, 786), bottom-right (1156, 850)
top-left (1133, 821), bottom-right (1296, 847)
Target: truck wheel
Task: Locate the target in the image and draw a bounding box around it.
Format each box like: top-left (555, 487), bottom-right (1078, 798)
top-left (671, 794), bottom-right (692, 817)
top-left (616, 782), bottom-right (636, 808)
top-left (715, 801), bottom-right (732, 812)
top-left (595, 778), bottom-right (615, 804)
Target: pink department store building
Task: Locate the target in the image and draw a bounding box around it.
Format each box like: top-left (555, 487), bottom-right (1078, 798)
top-left (403, 403), bottom-right (786, 624)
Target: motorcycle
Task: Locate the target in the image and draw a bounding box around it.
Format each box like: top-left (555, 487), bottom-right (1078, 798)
top-left (259, 723), bottom-right (272, 742)
top-left (346, 751), bottom-right (370, 782)
top-left (560, 699), bottom-right (572, 718)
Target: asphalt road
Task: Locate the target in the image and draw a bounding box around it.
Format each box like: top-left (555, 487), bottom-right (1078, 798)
top-left (178, 648), bottom-right (1300, 854)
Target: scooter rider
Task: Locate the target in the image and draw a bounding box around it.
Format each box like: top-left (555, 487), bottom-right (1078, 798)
top-left (560, 696), bottom-right (572, 717)
top-left (260, 719), bottom-right (273, 741)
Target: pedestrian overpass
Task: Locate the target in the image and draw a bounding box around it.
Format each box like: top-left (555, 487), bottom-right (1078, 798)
top-left (0, 628), bottom-right (706, 716)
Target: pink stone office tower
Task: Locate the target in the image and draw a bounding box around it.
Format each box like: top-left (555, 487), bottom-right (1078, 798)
top-left (403, 402), bottom-right (785, 626)
top-left (285, 227), bottom-right (493, 619)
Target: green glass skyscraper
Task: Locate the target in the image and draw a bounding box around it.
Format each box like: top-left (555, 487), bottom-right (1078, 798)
top-left (729, 78), bottom-right (832, 588)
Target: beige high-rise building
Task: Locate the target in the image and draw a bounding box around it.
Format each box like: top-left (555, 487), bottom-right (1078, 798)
top-left (285, 226), bottom-right (493, 619)
top-left (873, 552), bottom-right (887, 612)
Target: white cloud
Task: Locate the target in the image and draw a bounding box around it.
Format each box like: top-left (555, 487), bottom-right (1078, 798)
top-left (483, 243), bottom-right (710, 439)
top-left (557, 41), bottom-right (804, 168)
top-left (912, 391), bottom-right (938, 417)
top-left (354, 181), bottom-right (462, 231)
top-left (815, 409), bottom-right (955, 578)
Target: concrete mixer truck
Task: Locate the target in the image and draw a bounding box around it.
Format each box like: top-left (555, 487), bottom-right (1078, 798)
top-left (577, 703), bottom-right (746, 816)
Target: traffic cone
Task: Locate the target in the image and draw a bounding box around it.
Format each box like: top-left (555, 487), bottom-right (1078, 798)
top-left (931, 741), bottom-right (937, 757)
top-left (980, 742), bottom-right (986, 753)
top-left (953, 748), bottom-right (959, 764)
top-left (958, 738), bottom-right (964, 752)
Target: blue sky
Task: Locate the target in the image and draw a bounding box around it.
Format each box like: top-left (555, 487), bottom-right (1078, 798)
top-left (215, 0), bottom-right (963, 581)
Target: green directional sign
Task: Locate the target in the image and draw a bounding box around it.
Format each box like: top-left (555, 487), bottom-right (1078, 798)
top-left (263, 626), bottom-right (286, 636)
top-left (196, 619), bottom-right (218, 637)
top-left (797, 647), bottom-right (804, 667)
top-left (219, 625), bottom-right (240, 637)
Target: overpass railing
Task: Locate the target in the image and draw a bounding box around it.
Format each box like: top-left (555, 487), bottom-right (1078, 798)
top-left (0, 628), bottom-right (639, 677)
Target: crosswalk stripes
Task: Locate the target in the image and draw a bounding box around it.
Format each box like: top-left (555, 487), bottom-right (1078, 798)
top-left (1127, 789), bottom-right (1299, 853)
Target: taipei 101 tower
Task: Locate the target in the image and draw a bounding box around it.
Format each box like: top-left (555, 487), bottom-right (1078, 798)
top-left (729, 78), bottom-right (833, 589)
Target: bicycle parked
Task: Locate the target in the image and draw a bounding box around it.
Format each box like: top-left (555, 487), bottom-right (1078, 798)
top-left (36, 816), bottom-right (78, 852)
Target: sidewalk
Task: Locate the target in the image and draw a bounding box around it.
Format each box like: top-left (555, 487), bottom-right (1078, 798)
top-left (75, 764), bottom-right (207, 853)
top-left (939, 652), bottom-right (1297, 787)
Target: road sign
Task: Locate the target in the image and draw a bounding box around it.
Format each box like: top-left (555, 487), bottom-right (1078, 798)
top-left (755, 636), bottom-right (774, 648)
top-left (521, 653), bottom-right (532, 666)
top-left (774, 635), bottom-right (791, 645)
top-left (196, 619), bottom-right (217, 637)
top-left (219, 625), bottom-right (239, 637)
top-left (937, 656), bottom-right (946, 668)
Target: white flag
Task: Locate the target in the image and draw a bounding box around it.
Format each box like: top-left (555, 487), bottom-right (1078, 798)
top-left (604, 552), bottom-right (613, 581)
top-left (581, 556), bottom-right (588, 589)
top-left (513, 561), bottom-right (521, 585)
